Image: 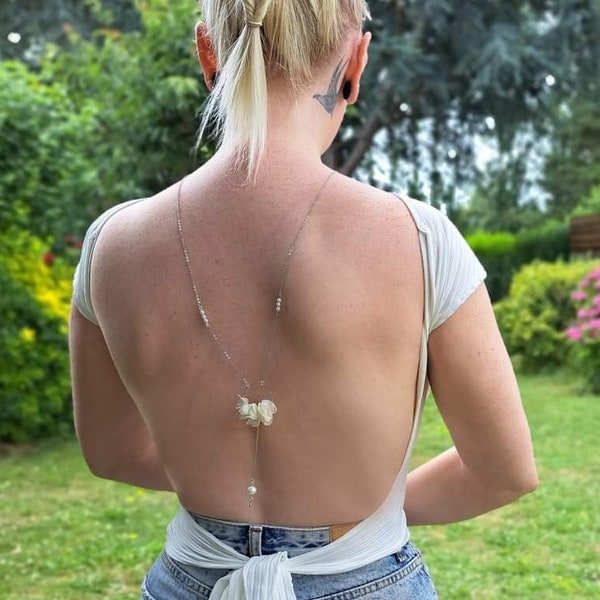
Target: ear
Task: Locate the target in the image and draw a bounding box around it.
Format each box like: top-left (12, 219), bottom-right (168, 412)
top-left (195, 22), bottom-right (218, 91)
top-left (344, 32), bottom-right (371, 105)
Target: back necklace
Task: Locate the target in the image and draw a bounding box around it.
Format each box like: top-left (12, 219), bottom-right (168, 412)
top-left (176, 171), bottom-right (336, 507)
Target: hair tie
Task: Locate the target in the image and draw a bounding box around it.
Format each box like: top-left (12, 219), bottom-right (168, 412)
top-left (245, 20), bottom-right (263, 28)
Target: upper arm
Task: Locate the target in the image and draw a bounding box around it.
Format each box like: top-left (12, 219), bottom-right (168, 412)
top-left (427, 284), bottom-right (537, 489)
top-left (69, 304), bottom-right (151, 474)
top-left (69, 203), bottom-right (155, 476)
top-left (69, 301), bottom-right (131, 434)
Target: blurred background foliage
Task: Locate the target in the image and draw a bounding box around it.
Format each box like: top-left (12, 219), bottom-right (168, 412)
top-left (0, 0), bottom-right (599, 441)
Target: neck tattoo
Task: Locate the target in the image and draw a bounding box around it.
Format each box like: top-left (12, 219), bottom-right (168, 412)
top-left (176, 172), bottom-right (336, 507)
top-left (313, 58), bottom-right (349, 115)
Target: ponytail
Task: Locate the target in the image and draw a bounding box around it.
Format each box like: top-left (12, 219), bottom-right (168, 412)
top-left (199, 0), bottom-right (369, 179)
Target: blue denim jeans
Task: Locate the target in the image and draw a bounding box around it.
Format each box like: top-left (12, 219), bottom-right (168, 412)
top-left (141, 512), bottom-right (438, 600)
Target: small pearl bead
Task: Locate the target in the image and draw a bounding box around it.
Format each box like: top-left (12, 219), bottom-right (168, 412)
top-left (247, 485), bottom-right (258, 496)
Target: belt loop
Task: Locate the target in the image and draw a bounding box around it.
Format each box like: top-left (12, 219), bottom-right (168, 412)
top-left (248, 526), bottom-right (263, 557)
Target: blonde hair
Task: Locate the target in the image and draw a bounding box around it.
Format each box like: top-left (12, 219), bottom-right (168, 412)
top-left (199, 0), bottom-right (370, 177)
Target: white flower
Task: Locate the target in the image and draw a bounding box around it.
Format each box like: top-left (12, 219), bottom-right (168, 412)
top-left (236, 396), bottom-right (251, 417)
top-left (236, 395), bottom-right (277, 427)
top-left (257, 399), bottom-right (277, 426)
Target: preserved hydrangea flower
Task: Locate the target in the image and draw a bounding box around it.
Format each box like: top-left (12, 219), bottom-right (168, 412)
top-left (236, 395), bottom-right (277, 427)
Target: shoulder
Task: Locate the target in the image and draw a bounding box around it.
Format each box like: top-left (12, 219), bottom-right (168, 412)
top-left (395, 194), bottom-right (454, 238)
top-left (325, 177), bottom-right (420, 241)
top-left (73, 185), bottom-right (178, 325)
top-left (90, 183), bottom-right (180, 268)
top-left (81, 197), bottom-right (148, 257)
top-left (394, 195), bottom-right (473, 262)
top-left (72, 197), bottom-right (147, 325)
top-left (91, 190), bottom-right (179, 295)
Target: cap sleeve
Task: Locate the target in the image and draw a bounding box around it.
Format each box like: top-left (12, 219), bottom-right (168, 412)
top-left (425, 208), bottom-right (487, 331)
top-left (398, 196), bottom-right (486, 333)
top-left (72, 198), bottom-right (145, 325)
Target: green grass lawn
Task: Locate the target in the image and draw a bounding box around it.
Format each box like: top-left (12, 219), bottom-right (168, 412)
top-left (1, 372), bottom-right (599, 599)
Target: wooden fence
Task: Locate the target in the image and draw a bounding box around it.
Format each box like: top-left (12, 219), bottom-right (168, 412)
top-left (570, 213), bottom-right (600, 254)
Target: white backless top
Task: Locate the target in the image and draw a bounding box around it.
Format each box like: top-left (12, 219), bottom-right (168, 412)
top-left (73, 193), bottom-right (486, 600)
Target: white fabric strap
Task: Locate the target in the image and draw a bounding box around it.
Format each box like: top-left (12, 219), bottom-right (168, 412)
top-left (166, 483), bottom-right (410, 600)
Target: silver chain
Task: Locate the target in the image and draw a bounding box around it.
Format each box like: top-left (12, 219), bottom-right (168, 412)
top-left (175, 170), bottom-right (336, 396)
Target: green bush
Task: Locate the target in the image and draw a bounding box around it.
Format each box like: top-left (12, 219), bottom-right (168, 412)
top-left (0, 230), bottom-right (73, 442)
top-left (0, 0), bottom-right (213, 442)
top-left (42, 0), bottom-right (211, 215)
top-left (466, 231), bottom-right (517, 302)
top-left (572, 184), bottom-right (600, 217)
top-left (515, 220), bottom-right (570, 264)
top-left (0, 60), bottom-right (100, 239)
top-left (467, 224), bottom-right (571, 302)
top-left (494, 260), bottom-right (599, 372)
top-left (0, 0), bottom-right (211, 242)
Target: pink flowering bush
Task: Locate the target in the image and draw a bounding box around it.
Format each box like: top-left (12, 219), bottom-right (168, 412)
top-left (494, 260), bottom-right (598, 371)
top-left (566, 265), bottom-right (600, 395)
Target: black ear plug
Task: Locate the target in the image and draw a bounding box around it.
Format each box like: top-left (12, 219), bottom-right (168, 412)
top-left (342, 81), bottom-right (352, 100)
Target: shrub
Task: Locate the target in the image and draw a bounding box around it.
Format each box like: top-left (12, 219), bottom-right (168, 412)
top-left (0, 230), bottom-right (73, 442)
top-left (0, 229), bottom-right (74, 326)
top-left (1, 0), bottom-right (212, 242)
top-left (467, 224), bottom-right (571, 302)
top-left (466, 231), bottom-right (517, 302)
top-left (41, 0), bottom-right (210, 214)
top-left (565, 265), bottom-right (600, 394)
top-left (0, 60), bottom-right (100, 239)
top-left (494, 260), bottom-right (599, 372)
top-left (572, 185), bottom-right (600, 217)
top-left (515, 220), bottom-right (570, 264)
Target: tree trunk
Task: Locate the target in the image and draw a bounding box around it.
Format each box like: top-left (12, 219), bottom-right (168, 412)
top-left (340, 79), bottom-right (395, 176)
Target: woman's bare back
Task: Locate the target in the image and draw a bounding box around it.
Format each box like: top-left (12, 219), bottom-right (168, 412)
top-left (89, 165), bottom-right (424, 525)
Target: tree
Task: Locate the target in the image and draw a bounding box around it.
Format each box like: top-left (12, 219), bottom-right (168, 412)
top-left (458, 148), bottom-right (546, 233)
top-left (331, 0), bottom-right (600, 207)
top-left (0, 0), bottom-right (140, 61)
top-left (3, 0), bottom-right (599, 212)
top-left (1, 0), bottom-right (209, 239)
top-left (43, 0), bottom-right (209, 205)
top-left (542, 98), bottom-right (600, 218)
top-left (0, 60), bottom-right (100, 238)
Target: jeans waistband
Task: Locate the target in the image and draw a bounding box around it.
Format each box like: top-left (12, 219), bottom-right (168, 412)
top-left (188, 512), bottom-right (360, 558)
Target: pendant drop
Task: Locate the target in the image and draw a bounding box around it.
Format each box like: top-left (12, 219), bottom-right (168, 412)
top-left (248, 480), bottom-right (258, 507)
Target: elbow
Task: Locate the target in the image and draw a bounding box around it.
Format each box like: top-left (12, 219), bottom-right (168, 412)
top-left (509, 471), bottom-right (538, 499)
top-left (513, 453), bottom-right (539, 496)
top-left (472, 458), bottom-right (538, 506)
top-left (81, 449), bottom-right (123, 482)
top-left (521, 467), bottom-right (539, 495)
top-left (77, 435), bottom-right (132, 483)
top-left (498, 463), bottom-right (539, 503)
top-left (524, 465), bottom-right (539, 493)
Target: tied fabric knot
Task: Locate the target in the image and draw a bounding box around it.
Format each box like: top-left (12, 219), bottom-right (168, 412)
top-left (209, 552), bottom-right (295, 600)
